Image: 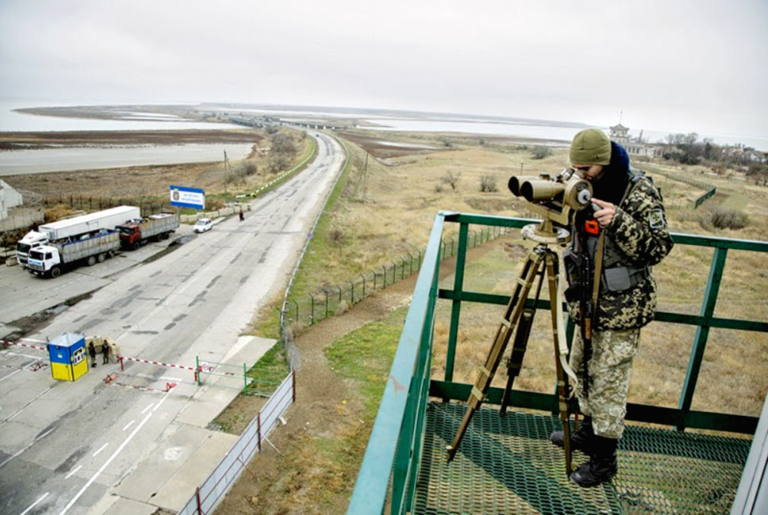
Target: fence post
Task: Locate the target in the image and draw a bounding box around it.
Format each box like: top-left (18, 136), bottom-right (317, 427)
top-left (309, 293), bottom-right (315, 325)
top-left (391, 261), bottom-right (397, 284)
top-left (196, 487), bottom-right (202, 515)
top-left (360, 273), bottom-right (366, 298)
top-left (337, 285), bottom-right (342, 304)
top-left (291, 299), bottom-right (299, 324)
top-left (243, 363), bottom-right (248, 396)
top-left (373, 271), bottom-right (377, 291)
top-left (325, 292), bottom-right (329, 320)
top-left (382, 265), bottom-right (388, 288)
top-left (400, 257), bottom-right (406, 280)
top-left (417, 250), bottom-right (422, 271)
top-left (451, 237), bottom-right (455, 257)
top-left (349, 279), bottom-right (355, 304)
top-left (257, 412), bottom-right (262, 452)
top-left (196, 356), bottom-right (201, 386)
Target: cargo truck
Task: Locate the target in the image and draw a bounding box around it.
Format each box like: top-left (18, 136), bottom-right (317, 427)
top-left (117, 213), bottom-right (179, 250)
top-left (16, 206), bottom-right (140, 267)
top-left (26, 230), bottom-right (120, 278)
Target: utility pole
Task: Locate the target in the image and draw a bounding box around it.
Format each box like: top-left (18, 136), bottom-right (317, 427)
top-left (223, 150), bottom-right (234, 195)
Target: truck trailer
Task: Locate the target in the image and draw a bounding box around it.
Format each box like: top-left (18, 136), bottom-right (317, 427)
top-left (16, 206), bottom-right (140, 267)
top-left (26, 230), bottom-right (120, 278)
top-left (117, 213), bottom-right (179, 250)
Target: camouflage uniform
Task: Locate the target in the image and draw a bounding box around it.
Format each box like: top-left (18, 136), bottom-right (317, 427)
top-left (567, 177), bottom-right (674, 438)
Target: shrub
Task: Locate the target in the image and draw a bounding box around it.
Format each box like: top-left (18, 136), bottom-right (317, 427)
top-left (531, 146), bottom-right (552, 160)
top-left (700, 207), bottom-right (749, 230)
top-left (479, 175), bottom-right (498, 192)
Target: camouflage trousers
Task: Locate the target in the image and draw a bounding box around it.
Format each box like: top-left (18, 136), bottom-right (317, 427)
top-left (569, 327), bottom-right (640, 439)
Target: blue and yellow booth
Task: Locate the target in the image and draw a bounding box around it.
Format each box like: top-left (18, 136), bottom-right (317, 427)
top-left (48, 333), bottom-right (88, 381)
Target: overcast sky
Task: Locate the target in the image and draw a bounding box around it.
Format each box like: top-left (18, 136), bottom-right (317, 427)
top-left (1, 0), bottom-right (766, 142)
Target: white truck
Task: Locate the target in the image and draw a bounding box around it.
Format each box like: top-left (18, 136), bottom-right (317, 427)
top-left (117, 213), bottom-right (180, 250)
top-left (26, 230), bottom-right (121, 278)
top-left (16, 206), bottom-right (140, 267)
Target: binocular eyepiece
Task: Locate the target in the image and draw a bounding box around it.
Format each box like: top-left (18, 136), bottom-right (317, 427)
top-left (508, 168), bottom-right (593, 211)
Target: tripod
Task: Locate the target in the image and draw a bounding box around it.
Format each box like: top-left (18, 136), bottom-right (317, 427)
top-left (445, 221), bottom-right (577, 476)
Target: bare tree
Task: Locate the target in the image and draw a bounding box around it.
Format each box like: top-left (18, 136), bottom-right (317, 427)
top-left (442, 170), bottom-right (461, 190)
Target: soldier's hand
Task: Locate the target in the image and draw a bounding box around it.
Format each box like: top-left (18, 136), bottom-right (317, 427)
top-left (592, 199), bottom-right (616, 227)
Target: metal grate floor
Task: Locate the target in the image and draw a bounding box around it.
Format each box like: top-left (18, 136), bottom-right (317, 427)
top-left (414, 402), bottom-right (752, 515)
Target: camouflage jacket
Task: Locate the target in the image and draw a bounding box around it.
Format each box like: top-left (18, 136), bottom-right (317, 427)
top-left (567, 177), bottom-right (674, 330)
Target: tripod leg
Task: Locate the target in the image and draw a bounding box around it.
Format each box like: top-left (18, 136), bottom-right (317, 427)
top-left (447, 250), bottom-right (544, 462)
top-left (499, 308), bottom-right (533, 416)
top-left (545, 252), bottom-right (573, 475)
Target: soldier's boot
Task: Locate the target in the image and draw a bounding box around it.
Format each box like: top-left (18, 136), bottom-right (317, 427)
top-left (550, 416), bottom-right (595, 456)
top-left (569, 435), bottom-right (618, 488)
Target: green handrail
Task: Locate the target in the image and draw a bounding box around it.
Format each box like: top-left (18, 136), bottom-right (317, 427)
top-left (348, 212), bottom-right (768, 514)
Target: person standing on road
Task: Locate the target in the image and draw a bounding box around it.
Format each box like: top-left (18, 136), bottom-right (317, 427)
top-left (550, 129), bottom-right (674, 487)
top-left (88, 342), bottom-right (97, 368)
top-left (102, 340), bottom-right (110, 364)
top-left (239, 207), bottom-right (245, 222)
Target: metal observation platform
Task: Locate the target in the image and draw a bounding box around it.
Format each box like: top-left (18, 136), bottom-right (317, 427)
top-left (348, 212), bottom-right (768, 515)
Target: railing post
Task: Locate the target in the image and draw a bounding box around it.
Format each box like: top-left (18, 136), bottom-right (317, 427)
top-left (349, 279), bottom-right (355, 304)
top-left (382, 265), bottom-right (387, 288)
top-left (391, 261), bottom-right (397, 284)
top-left (360, 273), bottom-right (366, 298)
top-left (677, 246), bottom-right (728, 431)
top-left (400, 257), bottom-right (406, 280)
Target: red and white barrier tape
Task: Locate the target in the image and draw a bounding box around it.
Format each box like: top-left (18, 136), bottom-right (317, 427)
top-left (117, 355), bottom-right (195, 371)
top-left (3, 340), bottom-right (47, 352)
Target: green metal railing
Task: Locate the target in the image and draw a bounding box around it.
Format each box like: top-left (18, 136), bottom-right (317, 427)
top-left (348, 211), bottom-right (768, 514)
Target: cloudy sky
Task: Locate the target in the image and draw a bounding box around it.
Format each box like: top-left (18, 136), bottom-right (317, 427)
top-left (1, 0), bottom-right (766, 142)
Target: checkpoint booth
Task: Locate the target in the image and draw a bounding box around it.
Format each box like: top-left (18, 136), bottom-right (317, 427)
top-left (47, 333), bottom-right (88, 381)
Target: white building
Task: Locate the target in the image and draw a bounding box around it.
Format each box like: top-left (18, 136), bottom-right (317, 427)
top-left (610, 123), bottom-right (657, 158)
top-left (0, 179), bottom-right (23, 219)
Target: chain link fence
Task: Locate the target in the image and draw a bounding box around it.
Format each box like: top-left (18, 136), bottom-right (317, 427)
top-left (283, 225), bottom-right (510, 331)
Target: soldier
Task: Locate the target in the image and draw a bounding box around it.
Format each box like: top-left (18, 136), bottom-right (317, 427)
top-left (550, 129), bottom-right (674, 487)
top-left (102, 340), bottom-right (110, 364)
top-left (88, 341), bottom-right (97, 368)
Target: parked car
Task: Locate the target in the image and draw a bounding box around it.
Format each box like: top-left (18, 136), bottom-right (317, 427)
top-left (193, 218), bottom-right (213, 233)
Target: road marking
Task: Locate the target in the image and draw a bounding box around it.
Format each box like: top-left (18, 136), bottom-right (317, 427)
top-left (122, 420), bottom-right (135, 431)
top-left (65, 465), bottom-right (82, 480)
top-left (92, 443), bottom-right (109, 457)
top-left (60, 408), bottom-right (154, 515)
top-left (141, 403), bottom-right (155, 414)
top-left (0, 386), bottom-right (53, 429)
top-left (0, 369), bottom-right (21, 382)
top-left (20, 492), bottom-right (49, 515)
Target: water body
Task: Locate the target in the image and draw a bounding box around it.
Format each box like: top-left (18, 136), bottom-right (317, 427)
top-left (0, 143), bottom-right (254, 176)
top-left (0, 99), bottom-right (238, 132)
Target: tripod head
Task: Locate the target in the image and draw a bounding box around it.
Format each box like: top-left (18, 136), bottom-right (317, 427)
top-left (509, 168), bottom-right (593, 243)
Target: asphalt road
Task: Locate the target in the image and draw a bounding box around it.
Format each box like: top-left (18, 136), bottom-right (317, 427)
top-left (0, 132), bottom-right (345, 514)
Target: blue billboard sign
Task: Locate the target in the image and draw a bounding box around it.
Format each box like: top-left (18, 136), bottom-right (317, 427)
top-left (170, 185), bottom-right (205, 210)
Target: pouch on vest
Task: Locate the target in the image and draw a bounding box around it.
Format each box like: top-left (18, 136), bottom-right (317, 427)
top-left (603, 267), bottom-right (632, 292)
